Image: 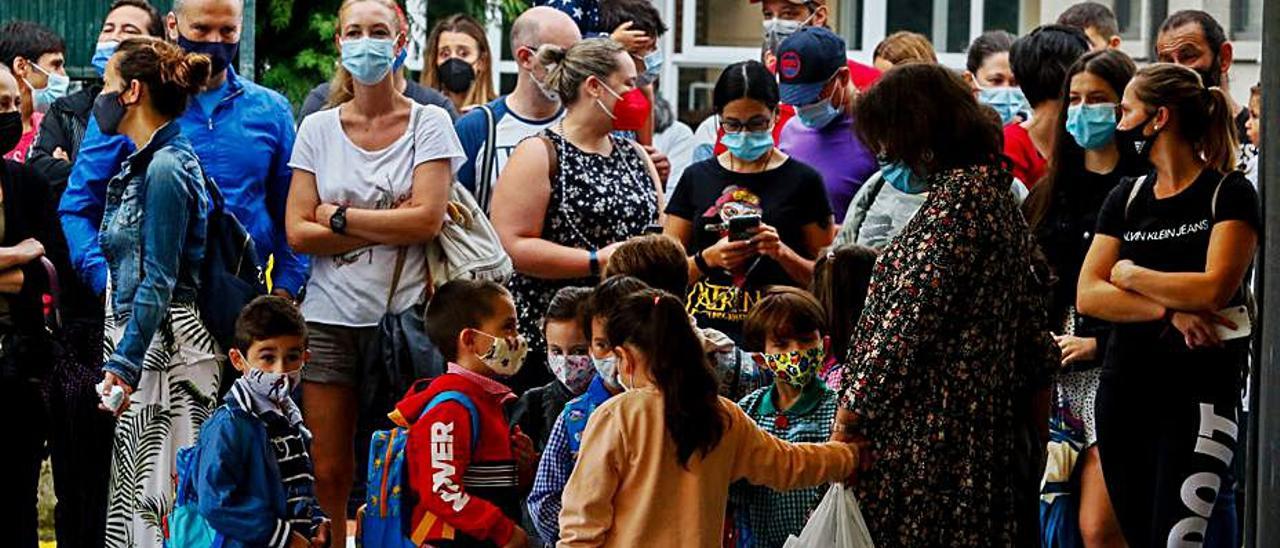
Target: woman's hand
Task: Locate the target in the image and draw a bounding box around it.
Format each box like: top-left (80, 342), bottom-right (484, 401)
top-left (1055, 335), bottom-right (1098, 365)
top-left (1110, 259), bottom-right (1139, 290)
top-left (314, 203), bottom-right (337, 229)
top-left (14, 238), bottom-right (45, 263)
top-left (1171, 311), bottom-right (1236, 349)
top-left (702, 236), bottom-right (755, 271)
top-left (98, 371), bottom-right (134, 417)
top-left (750, 223), bottom-right (787, 260)
top-left (310, 519), bottom-right (331, 548)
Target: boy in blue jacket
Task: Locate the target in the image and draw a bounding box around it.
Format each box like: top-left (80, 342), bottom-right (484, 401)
top-left (188, 296), bottom-right (329, 547)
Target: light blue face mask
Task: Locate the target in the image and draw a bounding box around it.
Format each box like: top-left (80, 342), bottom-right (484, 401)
top-left (978, 86), bottom-right (1030, 125)
top-left (639, 49), bottom-right (663, 85)
top-left (92, 41), bottom-right (119, 78)
top-left (879, 160), bottom-right (929, 194)
top-left (795, 98), bottom-right (841, 129)
top-left (29, 63), bottom-right (69, 112)
top-left (341, 37), bottom-right (397, 85)
top-left (722, 129), bottom-right (774, 162)
top-left (1066, 103), bottom-right (1118, 150)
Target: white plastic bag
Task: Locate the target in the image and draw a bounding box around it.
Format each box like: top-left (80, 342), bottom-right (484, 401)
top-left (783, 483), bottom-right (875, 548)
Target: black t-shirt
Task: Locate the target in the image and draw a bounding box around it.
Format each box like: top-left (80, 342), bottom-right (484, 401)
top-left (665, 157), bottom-right (832, 341)
top-left (1095, 168), bottom-right (1259, 361)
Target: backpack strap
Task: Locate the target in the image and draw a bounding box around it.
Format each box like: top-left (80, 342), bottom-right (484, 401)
top-left (424, 390), bottom-right (482, 452)
top-left (477, 104), bottom-right (498, 213)
top-left (1124, 175), bottom-right (1148, 221)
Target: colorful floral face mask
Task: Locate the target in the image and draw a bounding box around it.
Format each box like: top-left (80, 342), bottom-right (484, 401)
top-left (761, 346), bottom-right (825, 388)
top-left (472, 330), bottom-right (529, 377)
top-left (549, 354), bottom-right (596, 394)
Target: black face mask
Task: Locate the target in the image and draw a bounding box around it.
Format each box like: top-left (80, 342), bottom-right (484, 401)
top-left (438, 58), bottom-right (476, 94)
top-left (0, 111), bottom-right (21, 156)
top-left (1115, 113), bottom-right (1160, 160)
top-left (93, 91), bottom-right (129, 136)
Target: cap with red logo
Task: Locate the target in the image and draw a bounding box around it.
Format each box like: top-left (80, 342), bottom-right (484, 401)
top-left (776, 26), bottom-right (847, 106)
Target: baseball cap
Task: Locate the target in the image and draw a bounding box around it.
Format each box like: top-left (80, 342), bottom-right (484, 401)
top-left (776, 26), bottom-right (847, 106)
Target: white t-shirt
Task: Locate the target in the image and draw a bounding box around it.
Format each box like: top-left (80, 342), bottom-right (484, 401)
top-left (290, 103), bottom-right (464, 326)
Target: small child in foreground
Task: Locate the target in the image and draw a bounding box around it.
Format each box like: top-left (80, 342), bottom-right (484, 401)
top-left (515, 286), bottom-right (595, 451)
top-left (185, 296), bottom-right (329, 547)
top-left (729, 287), bottom-right (840, 548)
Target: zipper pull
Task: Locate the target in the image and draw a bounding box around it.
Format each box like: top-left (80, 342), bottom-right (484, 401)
top-left (207, 117), bottom-right (213, 130)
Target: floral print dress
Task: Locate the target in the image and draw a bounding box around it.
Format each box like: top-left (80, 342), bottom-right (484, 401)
top-left (839, 165), bottom-right (1059, 547)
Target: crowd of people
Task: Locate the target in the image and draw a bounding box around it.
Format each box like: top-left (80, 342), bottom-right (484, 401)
top-left (0, 0), bottom-right (1263, 547)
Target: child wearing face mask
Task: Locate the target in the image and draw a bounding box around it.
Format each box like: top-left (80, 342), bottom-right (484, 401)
top-left (177, 296), bottom-right (329, 548)
top-left (726, 287), bottom-right (839, 548)
top-left (399, 280), bottom-right (535, 548)
top-left (515, 286), bottom-right (595, 451)
top-left (526, 276), bottom-right (649, 544)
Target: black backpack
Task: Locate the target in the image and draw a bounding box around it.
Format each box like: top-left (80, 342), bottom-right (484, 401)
top-left (199, 177), bottom-right (267, 355)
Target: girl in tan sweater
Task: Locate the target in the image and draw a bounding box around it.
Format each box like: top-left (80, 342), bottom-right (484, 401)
top-left (558, 289), bottom-right (865, 547)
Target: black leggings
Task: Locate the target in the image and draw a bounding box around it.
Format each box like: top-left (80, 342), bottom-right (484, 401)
top-left (1096, 351), bottom-right (1244, 547)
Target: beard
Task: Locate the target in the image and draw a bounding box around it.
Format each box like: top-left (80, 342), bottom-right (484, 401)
top-left (1196, 54), bottom-right (1224, 88)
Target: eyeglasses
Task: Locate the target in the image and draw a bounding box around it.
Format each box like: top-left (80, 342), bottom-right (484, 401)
top-left (720, 116), bottom-right (773, 134)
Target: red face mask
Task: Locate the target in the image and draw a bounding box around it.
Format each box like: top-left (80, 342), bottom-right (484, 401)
top-left (597, 82), bottom-right (650, 132)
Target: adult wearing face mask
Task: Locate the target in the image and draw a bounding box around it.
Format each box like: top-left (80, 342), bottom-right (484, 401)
top-left (0, 62), bottom-right (68, 548)
top-left (92, 37), bottom-right (220, 548)
top-left (285, 0), bottom-right (464, 540)
top-left (1007, 24), bottom-right (1091, 188)
top-left (492, 38), bottom-right (662, 394)
top-left (30, 0), bottom-right (163, 189)
top-left (421, 14), bottom-right (497, 114)
top-left (665, 60), bottom-right (834, 344)
top-left (964, 30), bottom-right (1031, 126)
top-left (20, 4), bottom-right (163, 548)
top-left (454, 6), bottom-right (580, 213)
top-left (60, 0), bottom-right (308, 304)
top-left (0, 21), bottom-right (68, 163)
top-left (298, 1), bottom-right (457, 122)
top-left (776, 27), bottom-right (876, 222)
top-left (1155, 10), bottom-right (1250, 145)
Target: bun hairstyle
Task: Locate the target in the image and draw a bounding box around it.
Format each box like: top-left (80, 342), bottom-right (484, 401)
top-left (115, 37), bottom-right (211, 118)
top-left (537, 37), bottom-right (625, 105)
top-left (1132, 63), bottom-right (1239, 173)
top-left (606, 288), bottom-right (727, 468)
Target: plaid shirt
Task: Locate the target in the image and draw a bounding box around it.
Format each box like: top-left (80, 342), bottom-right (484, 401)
top-left (728, 380), bottom-right (839, 548)
top-left (526, 376), bottom-right (615, 544)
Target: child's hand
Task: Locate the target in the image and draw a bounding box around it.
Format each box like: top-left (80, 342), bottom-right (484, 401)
top-left (503, 526), bottom-right (531, 548)
top-left (610, 21), bottom-right (652, 53)
top-left (310, 519), bottom-right (331, 548)
top-left (288, 532), bottom-right (310, 548)
top-left (512, 429), bottom-right (538, 488)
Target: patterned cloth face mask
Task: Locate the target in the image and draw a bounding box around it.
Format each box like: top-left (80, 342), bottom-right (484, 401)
top-left (761, 346), bottom-right (825, 388)
top-left (548, 354), bottom-right (596, 394)
top-left (473, 330), bottom-right (529, 377)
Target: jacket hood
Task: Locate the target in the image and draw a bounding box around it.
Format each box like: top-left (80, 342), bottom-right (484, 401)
top-left (390, 378), bottom-right (437, 428)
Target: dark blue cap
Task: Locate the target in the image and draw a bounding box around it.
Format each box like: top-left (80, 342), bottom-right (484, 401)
top-left (776, 26), bottom-right (847, 106)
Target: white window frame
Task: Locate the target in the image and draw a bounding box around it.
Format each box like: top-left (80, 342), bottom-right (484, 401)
top-left (660, 0), bottom-right (1000, 109)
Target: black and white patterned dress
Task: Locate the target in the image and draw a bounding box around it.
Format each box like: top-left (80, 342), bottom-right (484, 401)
top-left (508, 130), bottom-right (658, 386)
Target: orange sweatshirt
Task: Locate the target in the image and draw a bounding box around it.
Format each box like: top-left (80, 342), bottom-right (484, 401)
top-left (557, 386), bottom-right (856, 547)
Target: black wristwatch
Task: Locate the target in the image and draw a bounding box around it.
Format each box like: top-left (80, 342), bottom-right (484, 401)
top-left (330, 205), bottom-right (349, 235)
top-left (588, 249), bottom-right (601, 277)
top-left (693, 249), bottom-right (712, 274)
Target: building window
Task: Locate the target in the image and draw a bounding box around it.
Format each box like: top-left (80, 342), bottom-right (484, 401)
top-left (983, 0), bottom-right (1020, 36)
top-left (885, 0), bottom-right (972, 53)
top-left (1232, 0), bottom-right (1262, 40)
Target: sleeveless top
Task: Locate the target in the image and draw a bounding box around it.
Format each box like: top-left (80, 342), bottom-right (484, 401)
top-left (508, 130), bottom-right (658, 374)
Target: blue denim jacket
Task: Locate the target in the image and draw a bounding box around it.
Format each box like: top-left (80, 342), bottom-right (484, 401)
top-left (100, 122), bottom-right (209, 389)
top-left (59, 68), bottom-right (307, 298)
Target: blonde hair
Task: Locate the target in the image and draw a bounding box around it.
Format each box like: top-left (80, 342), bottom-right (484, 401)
top-left (1132, 63), bottom-right (1239, 173)
top-left (419, 13), bottom-right (496, 107)
top-left (326, 0), bottom-right (404, 108)
top-left (873, 31), bottom-right (938, 65)
top-left (537, 37), bottom-right (624, 105)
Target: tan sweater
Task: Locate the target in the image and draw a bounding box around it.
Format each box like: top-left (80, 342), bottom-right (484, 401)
top-left (557, 387), bottom-right (856, 547)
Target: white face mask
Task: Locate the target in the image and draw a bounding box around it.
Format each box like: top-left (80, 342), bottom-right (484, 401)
top-left (592, 354), bottom-right (620, 389)
top-left (762, 13), bottom-right (815, 52)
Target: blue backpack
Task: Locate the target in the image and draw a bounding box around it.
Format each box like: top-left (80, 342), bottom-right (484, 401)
top-left (167, 445), bottom-right (225, 548)
top-left (362, 390), bottom-right (480, 547)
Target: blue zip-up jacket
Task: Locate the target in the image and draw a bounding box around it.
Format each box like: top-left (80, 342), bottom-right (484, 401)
top-left (191, 392), bottom-right (325, 548)
top-left (59, 68), bottom-right (307, 297)
top-left (99, 122), bottom-right (209, 389)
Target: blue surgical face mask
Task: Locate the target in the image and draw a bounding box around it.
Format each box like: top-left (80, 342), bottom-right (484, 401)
top-left (722, 129), bottom-right (774, 162)
top-left (795, 98), bottom-right (841, 129)
top-left (638, 49), bottom-right (663, 86)
top-left (1066, 103), bottom-right (1118, 150)
top-left (92, 41), bottom-right (119, 78)
top-left (977, 86), bottom-right (1030, 125)
top-left (879, 160), bottom-right (929, 194)
top-left (28, 63), bottom-right (69, 112)
top-left (341, 37), bottom-right (398, 85)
